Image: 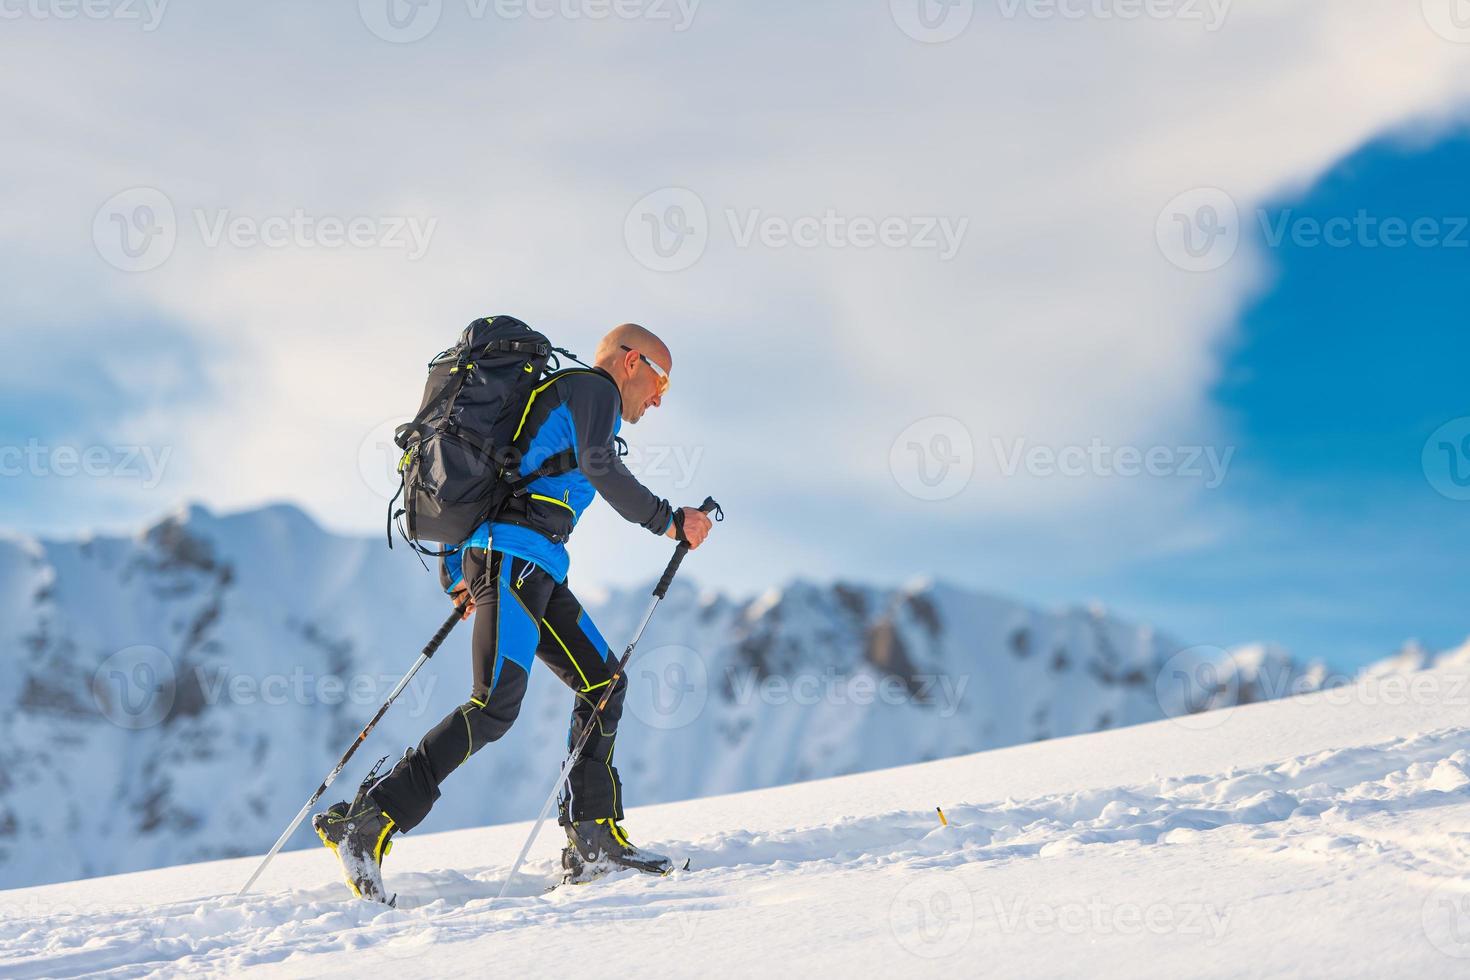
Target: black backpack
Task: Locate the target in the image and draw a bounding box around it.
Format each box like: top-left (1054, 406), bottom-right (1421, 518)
top-left (388, 315), bottom-right (581, 554)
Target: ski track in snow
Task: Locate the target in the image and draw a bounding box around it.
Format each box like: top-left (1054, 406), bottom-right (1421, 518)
top-left (6, 726), bottom-right (1470, 978)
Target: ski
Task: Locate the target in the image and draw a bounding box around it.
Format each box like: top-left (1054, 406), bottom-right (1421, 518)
top-left (544, 858), bottom-right (691, 894)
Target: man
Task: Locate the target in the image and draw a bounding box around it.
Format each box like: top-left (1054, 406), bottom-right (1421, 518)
top-left (314, 323), bottom-right (714, 902)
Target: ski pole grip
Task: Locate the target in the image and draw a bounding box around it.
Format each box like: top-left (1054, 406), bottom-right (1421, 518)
top-left (423, 607), bottom-right (463, 658)
top-left (653, 497), bottom-right (722, 599)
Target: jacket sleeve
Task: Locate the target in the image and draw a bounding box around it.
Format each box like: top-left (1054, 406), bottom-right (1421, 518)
top-left (568, 375), bottom-right (674, 535)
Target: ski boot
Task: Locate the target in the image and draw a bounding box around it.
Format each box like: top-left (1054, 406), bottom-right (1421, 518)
top-left (313, 757), bottom-right (397, 903)
top-left (560, 816), bottom-right (680, 885)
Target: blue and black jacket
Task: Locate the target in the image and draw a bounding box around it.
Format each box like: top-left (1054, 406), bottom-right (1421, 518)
top-left (441, 367), bottom-right (674, 590)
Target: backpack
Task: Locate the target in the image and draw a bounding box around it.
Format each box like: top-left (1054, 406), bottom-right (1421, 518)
top-left (388, 315), bottom-right (581, 554)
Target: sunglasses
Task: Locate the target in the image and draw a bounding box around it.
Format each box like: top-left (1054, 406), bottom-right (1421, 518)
top-left (620, 345), bottom-right (670, 396)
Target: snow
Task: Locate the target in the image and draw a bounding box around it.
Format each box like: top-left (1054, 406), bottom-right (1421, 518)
top-left (2, 502), bottom-right (1345, 891)
top-left (4, 665), bottom-right (1470, 978)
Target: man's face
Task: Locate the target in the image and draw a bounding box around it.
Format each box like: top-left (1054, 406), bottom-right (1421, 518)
top-left (620, 347), bottom-right (670, 424)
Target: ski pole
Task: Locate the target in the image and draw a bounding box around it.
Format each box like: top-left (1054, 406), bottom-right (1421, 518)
top-left (495, 495), bottom-right (723, 903)
top-left (236, 605), bottom-right (465, 897)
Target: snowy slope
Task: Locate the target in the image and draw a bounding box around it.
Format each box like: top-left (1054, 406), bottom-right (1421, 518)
top-left (4, 664), bottom-right (1470, 978)
top-left (0, 503), bottom-right (1390, 889)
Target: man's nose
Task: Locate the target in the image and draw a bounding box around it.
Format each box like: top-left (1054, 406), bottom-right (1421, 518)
top-left (650, 390), bottom-right (663, 409)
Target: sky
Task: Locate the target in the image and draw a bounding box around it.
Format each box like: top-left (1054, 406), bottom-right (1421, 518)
top-left (2, 1), bottom-right (1469, 672)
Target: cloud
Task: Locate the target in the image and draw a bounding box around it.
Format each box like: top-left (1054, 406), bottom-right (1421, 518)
top-left (2, 1), bottom-right (1469, 591)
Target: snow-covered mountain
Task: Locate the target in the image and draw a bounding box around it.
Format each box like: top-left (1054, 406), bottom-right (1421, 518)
top-left (5, 657), bottom-right (1470, 978)
top-left (0, 503), bottom-right (1424, 890)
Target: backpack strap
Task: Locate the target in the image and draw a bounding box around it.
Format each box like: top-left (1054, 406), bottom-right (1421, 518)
top-left (509, 367), bottom-right (617, 445)
top-left (471, 337), bottom-right (552, 358)
top-left (502, 448), bottom-right (579, 495)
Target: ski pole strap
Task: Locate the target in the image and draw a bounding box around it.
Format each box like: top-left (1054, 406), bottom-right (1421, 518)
top-left (654, 496), bottom-right (722, 599)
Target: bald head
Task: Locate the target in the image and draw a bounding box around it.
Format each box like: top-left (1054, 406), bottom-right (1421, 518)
top-left (595, 323), bottom-right (671, 373)
top-left (594, 322), bottom-right (673, 424)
